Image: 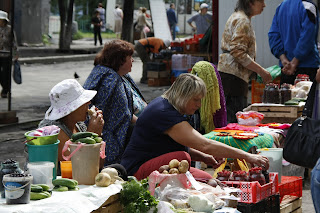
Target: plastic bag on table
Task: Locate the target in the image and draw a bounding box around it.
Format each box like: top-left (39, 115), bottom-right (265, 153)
top-left (148, 171), bottom-right (191, 196)
top-left (236, 111), bottom-right (264, 126)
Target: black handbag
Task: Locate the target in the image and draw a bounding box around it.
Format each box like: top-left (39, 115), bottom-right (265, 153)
top-left (284, 80), bottom-right (320, 168)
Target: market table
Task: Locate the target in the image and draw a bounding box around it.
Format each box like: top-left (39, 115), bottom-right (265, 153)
top-left (248, 102), bottom-right (305, 124)
top-left (0, 183), bottom-right (122, 213)
top-left (204, 131), bottom-right (274, 153)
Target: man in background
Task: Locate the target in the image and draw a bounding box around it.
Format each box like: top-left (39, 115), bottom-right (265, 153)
top-left (96, 3), bottom-right (106, 31)
top-left (167, 3), bottom-right (177, 40)
top-left (135, 37), bottom-right (171, 84)
top-left (268, 0), bottom-right (320, 85)
top-left (187, 3), bottom-right (212, 35)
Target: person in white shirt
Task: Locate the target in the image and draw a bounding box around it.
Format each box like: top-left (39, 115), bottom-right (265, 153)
top-left (114, 5), bottom-right (123, 39)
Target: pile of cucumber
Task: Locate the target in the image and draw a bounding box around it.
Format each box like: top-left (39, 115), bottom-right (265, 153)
top-left (30, 184), bottom-right (51, 200)
top-left (70, 132), bottom-right (103, 144)
top-left (53, 178), bottom-right (79, 192)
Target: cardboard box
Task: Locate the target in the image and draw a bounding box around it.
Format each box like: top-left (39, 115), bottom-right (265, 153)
top-left (147, 70), bottom-right (170, 78)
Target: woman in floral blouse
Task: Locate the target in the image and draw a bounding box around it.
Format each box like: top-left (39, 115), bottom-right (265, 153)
top-left (218, 0), bottom-right (272, 123)
top-left (83, 40), bottom-right (146, 166)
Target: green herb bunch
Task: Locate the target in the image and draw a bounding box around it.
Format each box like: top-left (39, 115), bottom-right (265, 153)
top-left (120, 177), bottom-right (158, 213)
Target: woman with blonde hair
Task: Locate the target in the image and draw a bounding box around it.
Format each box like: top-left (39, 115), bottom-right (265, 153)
top-left (121, 73), bottom-right (269, 181)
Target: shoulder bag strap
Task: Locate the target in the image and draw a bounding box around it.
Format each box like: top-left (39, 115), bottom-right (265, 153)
top-left (302, 79), bottom-right (317, 117)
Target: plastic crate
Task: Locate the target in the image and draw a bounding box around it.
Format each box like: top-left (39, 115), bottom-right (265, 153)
top-left (237, 194), bottom-right (280, 213)
top-left (222, 172), bottom-right (279, 204)
top-left (279, 176), bottom-right (303, 202)
top-left (146, 62), bottom-right (166, 71)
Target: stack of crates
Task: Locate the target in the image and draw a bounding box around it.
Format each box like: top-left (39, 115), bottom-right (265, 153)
top-left (171, 54), bottom-right (189, 83)
top-left (147, 61), bottom-right (171, 87)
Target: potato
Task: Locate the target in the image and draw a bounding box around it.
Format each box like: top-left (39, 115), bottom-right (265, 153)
top-left (169, 159), bottom-right (180, 168)
top-left (159, 165), bottom-right (170, 173)
top-left (162, 170), bottom-right (169, 174)
top-left (169, 168), bottom-right (179, 174)
top-left (178, 160), bottom-right (189, 173)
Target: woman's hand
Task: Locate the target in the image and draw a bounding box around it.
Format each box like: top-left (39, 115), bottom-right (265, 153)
top-left (87, 108), bottom-right (104, 136)
top-left (261, 69), bottom-right (272, 84)
top-left (246, 154), bottom-right (269, 170)
top-left (200, 153), bottom-right (225, 169)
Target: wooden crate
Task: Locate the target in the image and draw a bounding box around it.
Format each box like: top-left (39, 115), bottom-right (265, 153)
top-left (250, 104), bottom-right (304, 124)
top-left (92, 194), bottom-right (123, 213)
top-left (280, 196), bottom-right (302, 213)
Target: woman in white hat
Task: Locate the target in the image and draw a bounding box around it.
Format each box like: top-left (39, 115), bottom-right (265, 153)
top-left (0, 10), bottom-right (19, 98)
top-left (39, 79), bottom-right (104, 162)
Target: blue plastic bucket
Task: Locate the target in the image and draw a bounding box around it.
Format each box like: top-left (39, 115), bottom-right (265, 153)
top-left (26, 140), bottom-right (59, 180)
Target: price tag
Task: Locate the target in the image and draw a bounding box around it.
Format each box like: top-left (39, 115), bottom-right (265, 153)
top-left (185, 171), bottom-right (203, 191)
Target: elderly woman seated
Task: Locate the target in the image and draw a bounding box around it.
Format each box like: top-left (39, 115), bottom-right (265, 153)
top-left (121, 73), bottom-right (269, 181)
top-left (39, 79), bottom-right (104, 163)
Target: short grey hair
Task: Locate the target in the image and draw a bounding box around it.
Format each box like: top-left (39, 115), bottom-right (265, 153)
top-left (162, 73), bottom-right (207, 113)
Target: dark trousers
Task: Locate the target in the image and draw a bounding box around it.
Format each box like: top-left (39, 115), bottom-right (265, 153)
top-left (170, 23), bottom-right (176, 40)
top-left (134, 42), bottom-right (150, 81)
top-left (219, 72), bottom-right (248, 123)
top-left (280, 67), bottom-right (318, 85)
top-left (0, 57), bottom-right (11, 94)
top-left (93, 27), bottom-right (102, 45)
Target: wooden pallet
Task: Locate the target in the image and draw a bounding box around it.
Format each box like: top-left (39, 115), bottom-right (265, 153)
top-left (251, 104), bottom-right (304, 124)
top-left (280, 196), bottom-right (302, 213)
top-left (92, 194), bottom-right (123, 213)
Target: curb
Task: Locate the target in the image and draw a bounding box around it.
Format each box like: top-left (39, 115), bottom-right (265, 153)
top-left (19, 54), bottom-right (96, 64)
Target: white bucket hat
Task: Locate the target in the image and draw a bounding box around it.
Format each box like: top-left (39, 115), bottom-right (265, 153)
top-left (0, 10), bottom-right (9, 22)
top-left (200, 3), bottom-right (209, 9)
top-left (45, 79), bottom-right (97, 120)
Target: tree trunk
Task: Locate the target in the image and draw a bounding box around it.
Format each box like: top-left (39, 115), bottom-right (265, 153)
top-left (58, 0), bottom-right (74, 51)
top-left (122, 0), bottom-right (134, 43)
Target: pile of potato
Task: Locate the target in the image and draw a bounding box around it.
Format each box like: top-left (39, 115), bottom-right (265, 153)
top-left (158, 159), bottom-right (189, 174)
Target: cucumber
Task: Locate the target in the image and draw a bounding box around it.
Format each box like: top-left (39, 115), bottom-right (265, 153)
top-left (42, 191), bottom-right (51, 197)
top-left (37, 184), bottom-right (50, 191)
top-left (68, 186), bottom-right (79, 191)
top-left (31, 184), bottom-right (43, 192)
top-left (53, 186), bottom-right (69, 192)
top-left (71, 132), bottom-right (95, 141)
top-left (30, 192), bottom-right (50, 200)
top-left (94, 137), bottom-right (103, 143)
top-left (76, 137), bottom-right (96, 144)
top-left (52, 178), bottom-right (77, 188)
top-left (91, 133), bottom-right (99, 138)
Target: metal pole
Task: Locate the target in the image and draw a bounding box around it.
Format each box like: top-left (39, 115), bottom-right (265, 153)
top-left (8, 0), bottom-right (14, 111)
top-left (212, 0), bottom-right (218, 63)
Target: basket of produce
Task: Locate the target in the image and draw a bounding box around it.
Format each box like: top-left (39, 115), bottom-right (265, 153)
top-left (24, 125), bottom-right (60, 145)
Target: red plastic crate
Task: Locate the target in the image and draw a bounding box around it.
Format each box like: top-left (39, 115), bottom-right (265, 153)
top-left (222, 173), bottom-right (279, 204)
top-left (279, 176), bottom-right (303, 202)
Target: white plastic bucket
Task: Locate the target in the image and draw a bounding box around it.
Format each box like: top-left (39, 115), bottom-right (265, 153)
top-left (27, 161), bottom-right (54, 189)
top-left (258, 148), bottom-right (283, 182)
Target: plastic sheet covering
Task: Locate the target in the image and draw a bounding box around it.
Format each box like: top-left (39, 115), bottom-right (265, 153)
top-left (0, 182), bottom-right (122, 213)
